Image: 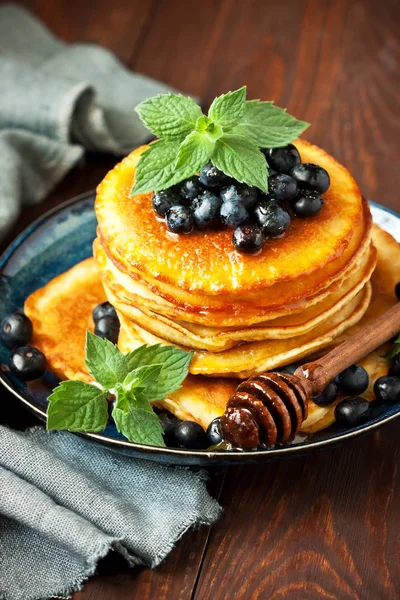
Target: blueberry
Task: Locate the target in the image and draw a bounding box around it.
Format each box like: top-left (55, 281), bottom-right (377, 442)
top-left (152, 189), bottom-right (183, 217)
top-left (395, 281), bottom-right (400, 300)
top-left (206, 418), bottom-right (224, 445)
top-left (268, 174), bottom-right (298, 202)
top-left (313, 382), bottom-right (338, 407)
top-left (192, 191), bottom-right (222, 230)
top-left (374, 376), bottom-right (400, 404)
top-left (159, 411), bottom-right (179, 446)
top-left (180, 176), bottom-right (205, 201)
top-left (0, 312), bottom-right (33, 348)
top-left (389, 354), bottom-right (400, 377)
top-left (335, 365), bottom-right (369, 396)
top-left (8, 345), bottom-right (46, 381)
top-left (221, 183), bottom-right (259, 209)
top-left (253, 201), bottom-right (291, 238)
top-left (232, 224), bottom-right (263, 254)
top-left (94, 315), bottom-right (120, 344)
top-left (92, 301), bottom-right (117, 324)
top-left (174, 420), bottom-right (208, 449)
top-left (290, 163), bottom-right (330, 194)
top-left (220, 200), bottom-right (248, 227)
top-left (165, 205), bottom-right (194, 234)
top-left (263, 144), bottom-right (301, 174)
top-left (334, 397), bottom-right (370, 426)
top-left (199, 162), bottom-right (231, 189)
top-left (291, 190), bottom-right (324, 218)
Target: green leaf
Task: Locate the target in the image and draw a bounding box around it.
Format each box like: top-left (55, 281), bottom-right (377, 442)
top-left (231, 100), bottom-right (309, 148)
top-left (125, 344), bottom-right (193, 401)
top-left (212, 134), bottom-right (268, 192)
top-left (123, 364), bottom-right (163, 391)
top-left (131, 139), bottom-right (198, 195)
top-left (382, 335), bottom-right (400, 359)
top-left (135, 93), bottom-right (202, 141)
top-left (85, 331), bottom-right (128, 389)
top-left (113, 393), bottom-right (165, 446)
top-left (47, 380), bottom-right (108, 432)
top-left (208, 87), bottom-right (246, 131)
top-left (175, 130), bottom-right (214, 170)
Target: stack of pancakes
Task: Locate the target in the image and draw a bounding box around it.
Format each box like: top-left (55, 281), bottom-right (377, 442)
top-left (94, 140), bottom-right (375, 382)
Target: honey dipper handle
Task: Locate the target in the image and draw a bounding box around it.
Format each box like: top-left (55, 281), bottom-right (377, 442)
top-left (296, 301), bottom-right (400, 395)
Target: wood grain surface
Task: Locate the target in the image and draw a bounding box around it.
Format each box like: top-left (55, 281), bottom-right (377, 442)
top-left (1, 0), bottom-right (400, 599)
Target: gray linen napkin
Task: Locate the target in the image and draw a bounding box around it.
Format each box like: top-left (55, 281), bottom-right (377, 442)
top-left (0, 3), bottom-right (179, 241)
top-left (0, 426), bottom-right (222, 600)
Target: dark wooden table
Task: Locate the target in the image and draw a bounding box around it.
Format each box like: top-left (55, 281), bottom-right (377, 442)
top-left (1, 0), bottom-right (400, 598)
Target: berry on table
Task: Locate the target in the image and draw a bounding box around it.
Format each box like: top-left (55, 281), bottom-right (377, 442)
top-left (152, 189), bottom-right (183, 217)
top-left (199, 162), bottom-right (231, 189)
top-left (263, 144), bottom-right (301, 174)
top-left (192, 191), bottom-right (222, 230)
top-left (94, 315), bottom-right (120, 344)
top-left (9, 345), bottom-right (46, 381)
top-left (268, 173), bottom-right (298, 202)
top-left (180, 176), bottom-right (205, 201)
top-left (165, 205), bottom-right (194, 234)
top-left (253, 201), bottom-right (291, 238)
top-left (335, 365), bottom-right (369, 396)
top-left (206, 417), bottom-right (224, 445)
top-left (313, 382), bottom-right (338, 407)
top-left (374, 376), bottom-right (400, 404)
top-left (291, 190), bottom-right (324, 218)
top-left (92, 301), bottom-right (117, 324)
top-left (220, 200), bottom-right (248, 227)
top-left (232, 224), bottom-right (263, 254)
top-left (290, 163), bottom-right (330, 194)
top-left (174, 420), bottom-right (208, 449)
top-left (0, 312), bottom-right (33, 348)
top-left (334, 397), bottom-right (370, 426)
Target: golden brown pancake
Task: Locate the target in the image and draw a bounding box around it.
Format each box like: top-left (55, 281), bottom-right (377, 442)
top-left (98, 242), bottom-right (377, 351)
top-left (96, 140), bottom-right (368, 296)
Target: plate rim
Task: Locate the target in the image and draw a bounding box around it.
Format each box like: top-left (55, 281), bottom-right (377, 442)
top-left (1, 192), bottom-right (400, 462)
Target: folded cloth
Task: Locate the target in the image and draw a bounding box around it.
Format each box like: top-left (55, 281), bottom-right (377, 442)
top-left (0, 3), bottom-right (179, 241)
top-left (0, 426), bottom-right (222, 600)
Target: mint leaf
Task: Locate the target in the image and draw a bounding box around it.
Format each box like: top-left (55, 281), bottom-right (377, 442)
top-left (212, 134), bottom-right (268, 191)
top-left (125, 344), bottom-right (193, 400)
top-left (123, 364), bottom-right (163, 391)
top-left (231, 100), bottom-right (309, 148)
top-left (47, 380), bottom-right (108, 432)
top-left (113, 388), bottom-right (165, 446)
top-left (382, 335), bottom-right (400, 359)
top-left (208, 87), bottom-right (246, 131)
top-left (131, 139), bottom-right (197, 195)
top-left (85, 331), bottom-right (128, 389)
top-left (135, 93), bottom-right (202, 141)
top-left (175, 130), bottom-right (214, 170)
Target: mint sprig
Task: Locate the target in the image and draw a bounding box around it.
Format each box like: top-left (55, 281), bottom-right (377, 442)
top-left (131, 86), bottom-right (309, 195)
top-left (47, 332), bottom-right (193, 446)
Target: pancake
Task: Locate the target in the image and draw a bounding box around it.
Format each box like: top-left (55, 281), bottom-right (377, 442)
top-left (118, 282), bottom-right (372, 378)
top-left (99, 243), bottom-right (377, 351)
top-left (23, 226), bottom-right (400, 433)
top-left (95, 140), bottom-right (369, 302)
top-left (24, 258), bottom-right (106, 382)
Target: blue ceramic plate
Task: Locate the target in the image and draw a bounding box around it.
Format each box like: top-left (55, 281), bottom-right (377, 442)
top-left (1, 193), bottom-right (399, 466)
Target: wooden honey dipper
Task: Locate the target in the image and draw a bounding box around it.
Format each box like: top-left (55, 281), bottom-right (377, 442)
top-left (220, 302), bottom-right (400, 449)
